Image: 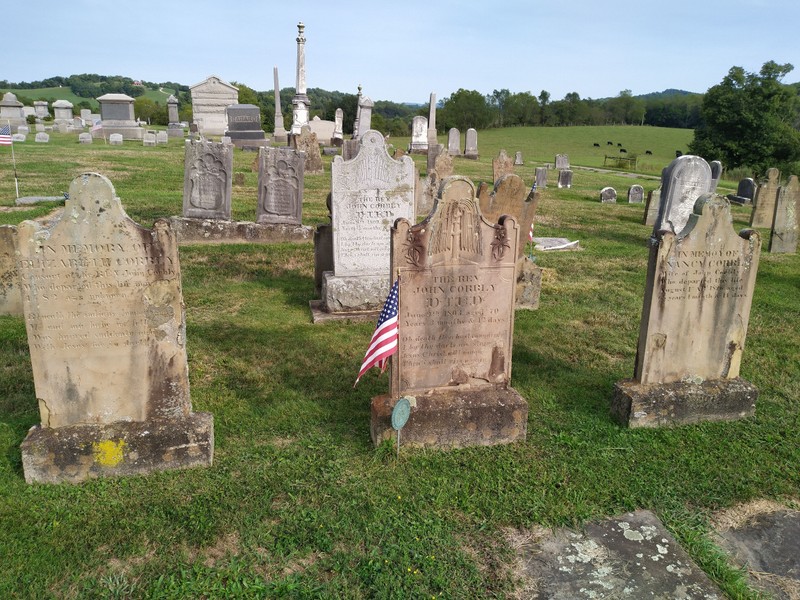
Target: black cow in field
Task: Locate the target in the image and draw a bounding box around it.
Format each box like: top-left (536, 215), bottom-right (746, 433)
top-left (607, 141), bottom-right (613, 145)
top-left (593, 143), bottom-right (600, 147)
top-left (620, 148), bottom-right (627, 153)
top-left (617, 143), bottom-right (622, 147)
top-left (645, 150), bottom-right (653, 155)
top-left (675, 150), bottom-right (683, 157)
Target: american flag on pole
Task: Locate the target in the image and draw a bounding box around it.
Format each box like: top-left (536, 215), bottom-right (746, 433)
top-left (528, 222), bottom-right (534, 243)
top-left (0, 125), bottom-right (12, 146)
top-left (354, 279), bottom-right (399, 386)
top-left (91, 120), bottom-right (103, 133)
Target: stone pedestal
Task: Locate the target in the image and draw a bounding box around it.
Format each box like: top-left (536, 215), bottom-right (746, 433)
top-left (371, 388), bottom-right (528, 449)
top-left (321, 272), bottom-right (388, 313)
top-left (167, 216), bottom-right (312, 245)
top-left (21, 413), bottom-right (214, 484)
top-left (612, 378), bottom-right (758, 428)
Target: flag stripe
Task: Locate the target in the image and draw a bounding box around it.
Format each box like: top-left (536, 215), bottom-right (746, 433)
top-left (354, 280), bottom-right (399, 385)
top-left (0, 124), bottom-right (12, 146)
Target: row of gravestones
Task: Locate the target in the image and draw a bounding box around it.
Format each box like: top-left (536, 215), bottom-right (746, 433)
top-left (492, 151), bottom-right (573, 189)
top-left (599, 185), bottom-right (645, 203)
top-left (0, 141), bottom-right (767, 483)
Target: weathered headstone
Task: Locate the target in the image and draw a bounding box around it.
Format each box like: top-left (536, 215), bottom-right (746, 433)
top-left (156, 131), bottom-right (168, 145)
top-left (628, 184), bottom-right (644, 203)
top-left (18, 125), bottom-right (29, 135)
top-left (737, 178), bottom-right (756, 202)
top-left (600, 186), bottom-right (617, 203)
top-left (321, 130), bottom-right (415, 313)
top-left (183, 139), bottom-right (233, 220)
top-left (17, 173), bottom-right (214, 483)
top-left (750, 168), bottom-right (781, 229)
top-left (293, 125), bottom-right (323, 175)
top-left (492, 149), bottom-right (515, 183)
top-left (313, 222), bottom-right (333, 297)
top-left (109, 133), bottom-right (123, 145)
top-left (342, 138), bottom-right (360, 161)
top-left (479, 174), bottom-right (537, 259)
top-left (464, 128), bottom-right (478, 159)
top-left (426, 92), bottom-right (438, 150)
top-left (11, 133), bottom-right (26, 143)
top-left (427, 143), bottom-right (444, 178)
top-left (643, 187), bottom-right (662, 226)
top-left (514, 151), bottom-right (523, 165)
top-left (256, 147), bottom-right (305, 225)
top-left (0, 226), bottom-right (22, 316)
top-left (410, 115), bottom-right (428, 153)
top-left (535, 167), bottom-right (547, 189)
top-left (57, 122), bottom-right (69, 134)
top-left (710, 160), bottom-right (723, 192)
top-left (73, 117), bottom-right (84, 129)
top-left (371, 176), bottom-right (528, 448)
top-left (52, 99), bottom-right (73, 124)
top-left (557, 169), bottom-right (573, 189)
top-left (78, 132), bottom-right (92, 144)
top-left (34, 100), bottom-right (49, 119)
top-left (97, 93), bottom-right (142, 140)
top-left (35, 123), bottom-right (45, 133)
top-left (447, 127), bottom-right (460, 156)
top-left (224, 103), bottom-right (267, 150)
top-left (35, 132), bottom-right (49, 143)
top-left (554, 153), bottom-right (569, 169)
top-left (332, 107), bottom-right (344, 146)
top-left (768, 175), bottom-right (798, 253)
top-left (0, 92), bottom-right (26, 129)
top-left (656, 155), bottom-right (713, 235)
top-left (143, 132), bottom-right (156, 147)
top-left (190, 75), bottom-right (238, 136)
top-left (613, 194), bottom-right (761, 427)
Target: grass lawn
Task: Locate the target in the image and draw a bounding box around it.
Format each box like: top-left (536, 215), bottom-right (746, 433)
top-left (0, 126), bottom-right (796, 598)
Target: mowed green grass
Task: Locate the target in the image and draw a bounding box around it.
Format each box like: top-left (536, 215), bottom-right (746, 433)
top-left (0, 126), bottom-right (797, 598)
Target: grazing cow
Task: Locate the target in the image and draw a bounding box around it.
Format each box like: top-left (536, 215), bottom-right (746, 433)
top-left (620, 148), bottom-right (627, 153)
top-left (593, 143), bottom-right (600, 147)
top-left (617, 143), bottom-right (622, 147)
top-left (607, 141), bottom-right (613, 145)
top-left (645, 150), bottom-right (652, 155)
top-left (675, 150), bottom-right (682, 157)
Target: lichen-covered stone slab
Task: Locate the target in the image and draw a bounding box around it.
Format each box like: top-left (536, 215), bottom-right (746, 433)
top-left (511, 510), bottom-right (722, 599)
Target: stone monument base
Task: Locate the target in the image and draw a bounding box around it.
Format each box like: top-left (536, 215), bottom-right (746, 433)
top-left (168, 217), bottom-right (313, 245)
top-left (94, 124), bottom-right (143, 141)
top-left (320, 272), bottom-right (389, 314)
top-left (370, 387), bottom-right (528, 449)
top-left (516, 258), bottom-right (542, 310)
top-left (167, 125), bottom-right (184, 138)
top-left (612, 377), bottom-right (757, 428)
top-left (21, 413), bottom-right (214, 484)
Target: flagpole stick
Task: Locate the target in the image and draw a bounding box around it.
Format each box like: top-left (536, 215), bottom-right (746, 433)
top-left (8, 120), bottom-right (19, 199)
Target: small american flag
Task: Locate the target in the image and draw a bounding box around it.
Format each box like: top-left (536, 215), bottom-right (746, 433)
top-left (354, 279), bottom-right (399, 386)
top-left (91, 120), bottom-right (103, 133)
top-left (0, 124), bottom-right (12, 146)
top-left (528, 222), bottom-right (534, 243)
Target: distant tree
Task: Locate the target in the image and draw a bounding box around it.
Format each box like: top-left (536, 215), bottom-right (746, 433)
top-left (488, 88), bottom-right (511, 126)
top-left (133, 97), bottom-right (166, 125)
top-left (504, 92), bottom-right (538, 126)
top-left (231, 82), bottom-right (259, 106)
top-left (439, 89), bottom-right (493, 131)
top-left (538, 90), bottom-right (551, 125)
top-left (689, 61), bottom-right (800, 175)
top-left (606, 90), bottom-right (645, 125)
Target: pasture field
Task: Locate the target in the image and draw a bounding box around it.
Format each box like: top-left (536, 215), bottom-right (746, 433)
top-left (0, 127), bottom-right (796, 598)
top-left (0, 86), bottom-right (177, 111)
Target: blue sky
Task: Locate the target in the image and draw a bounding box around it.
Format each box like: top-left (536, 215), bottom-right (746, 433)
top-left (5, 0), bottom-right (799, 104)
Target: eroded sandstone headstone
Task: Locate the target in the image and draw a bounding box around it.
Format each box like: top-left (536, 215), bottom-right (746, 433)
top-left (464, 128), bottom-right (478, 159)
top-left (447, 128), bottom-right (460, 156)
top-left (492, 149), bottom-right (514, 183)
top-left (769, 175), bottom-right (798, 253)
top-left (557, 169), bottom-right (573, 189)
top-left (293, 125), bottom-right (323, 175)
top-left (600, 186), bottom-right (617, 203)
top-left (554, 153), bottom-right (569, 170)
top-left (183, 139), bottom-right (233, 220)
top-left (256, 147), bottom-right (304, 225)
top-left (628, 184), bottom-right (644, 203)
top-left (370, 176), bottom-right (528, 448)
top-left (18, 173), bottom-right (213, 483)
top-left (656, 155), bottom-right (713, 235)
top-left (614, 194), bottom-right (761, 427)
top-left (750, 168), bottom-right (781, 229)
top-left (643, 187), bottom-right (662, 226)
top-left (0, 226), bottom-right (22, 316)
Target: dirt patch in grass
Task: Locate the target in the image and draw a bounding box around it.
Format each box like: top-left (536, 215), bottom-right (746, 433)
top-left (711, 498), bottom-right (791, 531)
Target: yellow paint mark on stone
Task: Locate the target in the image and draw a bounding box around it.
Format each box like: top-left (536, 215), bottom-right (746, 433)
top-left (93, 440), bottom-right (126, 467)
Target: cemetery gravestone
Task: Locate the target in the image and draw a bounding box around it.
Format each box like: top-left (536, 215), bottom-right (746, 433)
top-left (410, 116), bottom-right (428, 153)
top-left (190, 75), bottom-right (239, 136)
top-left (492, 149), bottom-right (515, 183)
top-left (34, 100), bottom-right (49, 119)
top-left (554, 154), bottom-right (569, 170)
top-left (628, 184), bottom-right (644, 203)
top-left (371, 176), bottom-right (528, 448)
top-left (156, 131), bottom-right (168, 145)
top-left (656, 155), bottom-right (712, 235)
top-left (256, 147), bottom-right (305, 225)
top-left (600, 187), bottom-right (617, 203)
top-left (183, 139), bottom-right (233, 220)
top-left (224, 103), bottom-right (268, 150)
top-left (557, 169), bottom-right (573, 189)
top-left (17, 173), bottom-right (214, 483)
top-left (737, 178), bottom-right (756, 203)
top-left (35, 133), bottom-right (49, 143)
top-left (643, 187), bottom-right (662, 226)
top-left (293, 126), bottom-right (324, 175)
top-left (322, 130), bottom-right (415, 313)
top-left (768, 175), bottom-right (798, 253)
top-left (0, 226), bottom-right (22, 316)
top-left (613, 193), bottom-right (761, 427)
top-left (109, 134), bottom-right (123, 145)
top-left (57, 123), bottom-right (70, 134)
top-left (464, 128), bottom-right (478, 159)
top-left (35, 124), bottom-right (45, 133)
top-left (750, 168), bottom-right (781, 229)
top-left (143, 132), bottom-right (156, 147)
top-left (97, 93), bottom-right (142, 140)
top-left (514, 151), bottom-right (523, 166)
top-left (11, 134), bottom-right (26, 143)
top-left (710, 160), bottom-right (722, 192)
top-left (332, 107), bottom-right (344, 146)
top-left (447, 128), bottom-right (460, 156)
top-left (535, 167), bottom-right (547, 189)
top-left (18, 125), bottom-right (29, 135)
top-left (78, 133), bottom-right (92, 144)
top-left (52, 99), bottom-right (74, 124)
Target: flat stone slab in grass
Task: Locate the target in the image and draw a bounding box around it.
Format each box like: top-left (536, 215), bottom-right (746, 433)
top-left (713, 501), bottom-right (800, 600)
top-left (532, 237), bottom-right (582, 251)
top-left (15, 196), bottom-right (65, 205)
top-left (511, 510), bottom-right (722, 599)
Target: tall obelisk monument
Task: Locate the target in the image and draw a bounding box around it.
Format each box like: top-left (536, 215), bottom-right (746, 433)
top-left (290, 22), bottom-right (310, 137)
top-left (273, 66), bottom-right (288, 142)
